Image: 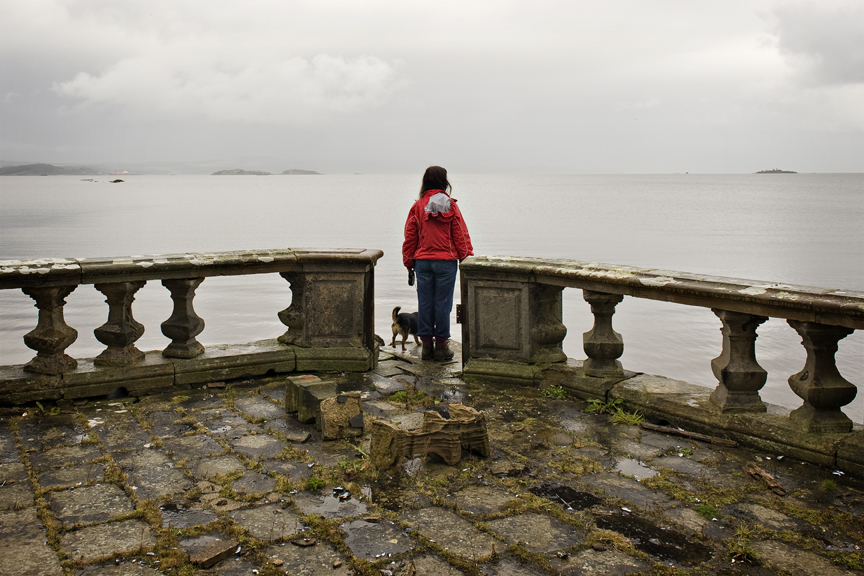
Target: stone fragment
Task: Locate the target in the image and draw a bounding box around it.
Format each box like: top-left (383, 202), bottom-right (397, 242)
top-left (61, 518), bottom-right (155, 563)
top-left (362, 400), bottom-right (402, 418)
top-left (370, 404), bottom-right (489, 470)
top-left (320, 392), bottom-right (364, 440)
top-left (285, 374), bottom-right (323, 413)
top-left (229, 503), bottom-right (302, 541)
top-left (297, 381), bottom-right (337, 424)
top-left (48, 483), bottom-right (135, 527)
top-left (285, 430), bottom-right (311, 443)
top-left (400, 507), bottom-right (497, 561)
top-left (368, 374), bottom-right (407, 395)
top-left (179, 533), bottom-right (238, 568)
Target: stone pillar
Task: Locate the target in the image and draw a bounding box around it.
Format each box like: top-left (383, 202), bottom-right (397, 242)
top-left (93, 281), bottom-right (146, 366)
top-left (787, 320), bottom-right (857, 433)
top-left (161, 278), bottom-right (205, 358)
top-left (708, 309), bottom-right (768, 413)
top-left (530, 284), bottom-right (568, 363)
top-left (582, 290), bottom-right (624, 377)
top-left (21, 286), bottom-right (78, 374)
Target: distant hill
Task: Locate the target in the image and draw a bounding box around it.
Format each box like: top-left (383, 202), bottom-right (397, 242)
top-left (212, 169), bottom-right (271, 175)
top-left (281, 169), bottom-right (321, 175)
top-left (0, 163), bottom-right (99, 176)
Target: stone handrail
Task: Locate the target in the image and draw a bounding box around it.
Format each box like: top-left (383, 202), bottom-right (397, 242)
top-left (0, 248), bottom-right (383, 403)
top-left (459, 255), bottom-right (863, 436)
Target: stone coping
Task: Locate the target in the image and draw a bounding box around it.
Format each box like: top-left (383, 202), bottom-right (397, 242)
top-left (0, 247), bottom-right (384, 288)
top-left (461, 255), bottom-right (864, 329)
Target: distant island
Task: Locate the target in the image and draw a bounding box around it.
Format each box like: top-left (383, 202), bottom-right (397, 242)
top-left (756, 169), bottom-right (797, 174)
top-left (281, 169), bottom-right (320, 175)
top-left (212, 169), bottom-right (271, 175)
top-left (0, 163), bottom-right (98, 176)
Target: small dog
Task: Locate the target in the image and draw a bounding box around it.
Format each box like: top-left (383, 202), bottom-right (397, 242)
top-left (390, 306), bottom-right (420, 350)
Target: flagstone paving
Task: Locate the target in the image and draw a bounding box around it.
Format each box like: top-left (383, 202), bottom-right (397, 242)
top-left (0, 343), bottom-right (862, 575)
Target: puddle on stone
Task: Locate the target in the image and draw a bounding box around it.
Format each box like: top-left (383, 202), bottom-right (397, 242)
top-left (615, 458), bottom-right (658, 481)
top-left (530, 484), bottom-right (601, 510)
top-left (439, 387), bottom-right (465, 403)
top-left (595, 512), bottom-right (712, 565)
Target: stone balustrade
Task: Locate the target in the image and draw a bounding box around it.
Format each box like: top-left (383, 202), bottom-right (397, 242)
top-left (0, 248), bottom-right (382, 403)
top-left (460, 256), bottom-right (863, 471)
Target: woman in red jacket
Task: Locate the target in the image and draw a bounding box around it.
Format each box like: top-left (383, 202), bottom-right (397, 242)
top-left (402, 166), bottom-right (474, 361)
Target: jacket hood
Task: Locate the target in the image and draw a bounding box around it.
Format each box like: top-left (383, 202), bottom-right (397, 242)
top-left (423, 190), bottom-right (455, 221)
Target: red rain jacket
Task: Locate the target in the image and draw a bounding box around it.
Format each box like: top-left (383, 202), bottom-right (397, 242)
top-left (402, 189), bottom-right (473, 269)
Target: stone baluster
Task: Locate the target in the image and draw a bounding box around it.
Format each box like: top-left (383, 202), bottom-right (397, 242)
top-left (529, 284), bottom-right (568, 363)
top-left (787, 320), bottom-right (857, 433)
top-left (21, 286), bottom-right (79, 374)
top-left (93, 281), bottom-right (146, 366)
top-left (708, 309), bottom-right (769, 413)
top-left (161, 278), bottom-right (205, 358)
top-left (582, 290), bottom-right (624, 377)
top-left (277, 272), bottom-right (306, 346)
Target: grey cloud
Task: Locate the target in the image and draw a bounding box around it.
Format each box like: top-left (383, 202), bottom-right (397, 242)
top-left (772, 1), bottom-right (864, 85)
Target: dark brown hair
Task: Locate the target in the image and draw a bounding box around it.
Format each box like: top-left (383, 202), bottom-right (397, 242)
top-left (419, 166), bottom-right (451, 198)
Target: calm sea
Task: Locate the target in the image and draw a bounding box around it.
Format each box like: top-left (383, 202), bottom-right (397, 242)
top-left (1, 173), bottom-right (862, 421)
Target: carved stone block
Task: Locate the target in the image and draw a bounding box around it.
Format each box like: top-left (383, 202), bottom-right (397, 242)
top-left (297, 381), bottom-right (338, 424)
top-left (370, 404), bottom-right (489, 470)
top-left (319, 392), bottom-right (364, 440)
top-left (285, 374), bottom-right (324, 413)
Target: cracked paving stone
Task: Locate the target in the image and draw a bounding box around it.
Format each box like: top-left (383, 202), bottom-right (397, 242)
top-left (486, 512), bottom-right (583, 553)
top-left (550, 548), bottom-right (652, 576)
top-left (230, 434), bottom-right (286, 460)
top-left (188, 454), bottom-right (245, 480)
top-left (48, 483), bottom-right (135, 527)
top-left (162, 433), bottom-right (223, 458)
top-left (179, 532), bottom-right (238, 568)
top-left (294, 491), bottom-right (367, 518)
top-left (89, 419), bottom-right (152, 452)
top-left (262, 459), bottom-right (313, 480)
top-left (28, 444), bottom-right (103, 472)
top-left (79, 563), bottom-right (165, 575)
top-left (412, 554), bottom-right (469, 575)
top-left (400, 507), bottom-right (498, 561)
top-left (115, 449), bottom-right (192, 500)
top-left (608, 438), bottom-right (663, 460)
top-left (147, 411), bottom-right (196, 438)
top-left (234, 396), bottom-right (284, 420)
top-left (0, 507), bottom-right (64, 576)
top-left (229, 502), bottom-right (302, 541)
top-left (453, 485), bottom-right (518, 515)
top-left (481, 559), bottom-right (546, 576)
top-left (61, 518), bottom-right (155, 564)
top-left (725, 502), bottom-right (798, 531)
top-left (37, 461), bottom-right (106, 489)
top-left (751, 540), bottom-right (850, 575)
top-left (19, 414), bottom-right (87, 449)
top-left (341, 518), bottom-right (414, 560)
top-left (263, 541), bottom-right (352, 576)
top-left (178, 394), bottom-right (226, 411)
top-left (581, 472), bottom-right (671, 509)
top-left (231, 470), bottom-right (277, 495)
top-left (160, 501), bottom-right (219, 529)
top-left (0, 462), bottom-right (33, 509)
top-left (0, 428), bottom-right (20, 463)
top-left (203, 557), bottom-right (258, 576)
top-left (649, 455), bottom-right (710, 477)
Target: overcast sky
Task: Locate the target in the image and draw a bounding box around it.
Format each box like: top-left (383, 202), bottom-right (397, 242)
top-left (1, 0), bottom-right (862, 173)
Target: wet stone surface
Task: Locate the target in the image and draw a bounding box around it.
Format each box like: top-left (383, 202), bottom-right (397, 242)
top-left (0, 354), bottom-right (861, 575)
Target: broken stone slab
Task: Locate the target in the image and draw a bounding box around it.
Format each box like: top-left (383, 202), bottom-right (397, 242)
top-left (48, 483), bottom-right (135, 527)
top-left (341, 518), bottom-right (414, 560)
top-left (320, 392), bottom-right (364, 440)
top-left (370, 404), bottom-right (489, 470)
top-left (400, 507), bottom-right (498, 561)
top-left (179, 533), bottom-right (238, 568)
top-left (229, 503), bottom-right (303, 541)
top-left (285, 375), bottom-right (323, 413)
top-left (367, 374), bottom-right (407, 395)
top-left (297, 381), bottom-right (338, 424)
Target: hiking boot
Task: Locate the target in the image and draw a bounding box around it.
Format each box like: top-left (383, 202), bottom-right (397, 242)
top-left (421, 339), bottom-right (434, 360)
top-left (434, 338), bottom-right (454, 361)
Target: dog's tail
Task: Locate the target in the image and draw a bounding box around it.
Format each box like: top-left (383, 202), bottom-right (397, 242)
top-left (392, 306), bottom-right (401, 322)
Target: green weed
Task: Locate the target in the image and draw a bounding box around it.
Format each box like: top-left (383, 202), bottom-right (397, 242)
top-left (542, 386), bottom-right (567, 400)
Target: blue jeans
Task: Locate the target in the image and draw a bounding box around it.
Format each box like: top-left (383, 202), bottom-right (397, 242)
top-left (415, 259), bottom-right (458, 340)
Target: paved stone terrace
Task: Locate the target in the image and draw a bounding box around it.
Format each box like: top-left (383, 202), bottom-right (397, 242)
top-left (1, 345), bottom-right (862, 576)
